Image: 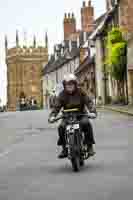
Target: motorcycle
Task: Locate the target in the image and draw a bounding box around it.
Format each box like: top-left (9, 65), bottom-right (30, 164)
top-left (49, 108), bottom-right (96, 172)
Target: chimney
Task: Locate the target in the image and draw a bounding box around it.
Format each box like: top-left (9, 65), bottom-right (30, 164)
top-left (5, 35), bottom-right (8, 52)
top-left (16, 30), bottom-right (19, 47)
top-left (45, 32), bottom-right (48, 48)
top-left (61, 47), bottom-right (64, 56)
top-left (64, 12), bottom-right (76, 41)
top-left (33, 35), bottom-right (36, 48)
top-left (81, 0), bottom-right (94, 32)
top-left (83, 1), bottom-right (86, 7)
top-left (54, 45), bottom-right (58, 60)
top-left (72, 12), bottom-right (74, 18)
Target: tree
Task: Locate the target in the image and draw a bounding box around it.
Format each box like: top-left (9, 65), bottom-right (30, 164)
top-left (105, 27), bottom-right (127, 103)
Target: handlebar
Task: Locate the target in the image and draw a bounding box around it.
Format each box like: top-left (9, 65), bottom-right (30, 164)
top-left (48, 113), bottom-right (97, 124)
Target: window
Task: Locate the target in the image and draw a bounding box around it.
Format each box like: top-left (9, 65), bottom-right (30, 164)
top-left (66, 64), bottom-right (68, 73)
top-left (70, 62), bottom-right (72, 73)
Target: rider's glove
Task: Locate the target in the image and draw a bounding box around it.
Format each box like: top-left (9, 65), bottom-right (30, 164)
top-left (89, 113), bottom-right (96, 118)
top-left (48, 116), bottom-right (56, 123)
top-left (87, 111), bottom-right (97, 119)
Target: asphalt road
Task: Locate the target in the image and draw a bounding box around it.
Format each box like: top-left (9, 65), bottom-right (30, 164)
top-left (0, 109), bottom-right (132, 200)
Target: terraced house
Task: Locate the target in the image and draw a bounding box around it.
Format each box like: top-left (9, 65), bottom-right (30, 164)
top-left (89, 0), bottom-right (133, 105)
top-left (42, 1), bottom-right (95, 108)
top-left (42, 42), bottom-right (80, 108)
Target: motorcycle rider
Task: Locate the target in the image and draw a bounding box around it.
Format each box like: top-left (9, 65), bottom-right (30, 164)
top-left (48, 74), bottom-right (96, 158)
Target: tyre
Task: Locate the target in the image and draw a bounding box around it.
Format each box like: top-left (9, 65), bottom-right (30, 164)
top-left (71, 156), bottom-right (80, 172)
top-left (80, 159), bottom-right (84, 167)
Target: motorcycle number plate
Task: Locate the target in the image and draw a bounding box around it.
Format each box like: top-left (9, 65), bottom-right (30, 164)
top-left (73, 124), bottom-right (79, 129)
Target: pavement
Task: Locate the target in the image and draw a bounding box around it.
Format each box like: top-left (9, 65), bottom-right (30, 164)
top-left (97, 104), bottom-right (133, 116)
top-left (0, 109), bottom-right (132, 200)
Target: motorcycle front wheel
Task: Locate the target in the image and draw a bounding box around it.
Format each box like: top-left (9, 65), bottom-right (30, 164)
top-left (71, 156), bottom-right (80, 172)
top-left (80, 159), bottom-right (84, 167)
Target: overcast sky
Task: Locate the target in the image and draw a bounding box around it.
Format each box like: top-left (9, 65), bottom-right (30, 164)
top-left (0, 0), bottom-right (106, 105)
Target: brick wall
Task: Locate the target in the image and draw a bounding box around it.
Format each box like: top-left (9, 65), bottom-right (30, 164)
top-left (128, 34), bottom-right (133, 70)
top-left (119, 0), bottom-right (133, 32)
top-left (81, 1), bottom-right (94, 33)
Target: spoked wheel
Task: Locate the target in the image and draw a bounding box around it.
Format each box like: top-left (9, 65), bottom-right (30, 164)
top-left (71, 156), bottom-right (80, 172)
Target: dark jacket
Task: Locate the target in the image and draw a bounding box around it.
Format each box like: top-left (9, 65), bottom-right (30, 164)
top-left (50, 88), bottom-right (96, 117)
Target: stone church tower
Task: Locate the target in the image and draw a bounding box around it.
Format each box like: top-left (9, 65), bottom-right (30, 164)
top-left (5, 31), bottom-right (48, 111)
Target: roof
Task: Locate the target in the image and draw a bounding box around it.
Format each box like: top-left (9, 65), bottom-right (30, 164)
top-left (82, 13), bottom-right (107, 48)
top-left (42, 12), bottom-right (107, 76)
top-left (94, 13), bottom-right (107, 27)
top-left (89, 7), bottom-right (117, 40)
top-left (43, 48), bottom-right (80, 75)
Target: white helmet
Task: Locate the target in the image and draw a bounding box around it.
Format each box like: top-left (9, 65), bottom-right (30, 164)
top-left (62, 73), bottom-right (77, 86)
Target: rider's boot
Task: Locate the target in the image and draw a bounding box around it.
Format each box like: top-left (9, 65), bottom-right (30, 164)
top-left (88, 144), bottom-right (96, 156)
top-left (58, 146), bottom-right (68, 159)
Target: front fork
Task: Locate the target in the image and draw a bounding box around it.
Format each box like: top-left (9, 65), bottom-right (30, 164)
top-left (66, 130), bottom-right (83, 160)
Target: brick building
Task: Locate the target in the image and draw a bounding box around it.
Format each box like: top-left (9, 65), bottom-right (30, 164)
top-left (89, 0), bottom-right (133, 104)
top-left (119, 0), bottom-right (133, 104)
top-left (64, 13), bottom-right (77, 41)
top-left (43, 0), bottom-right (95, 107)
top-left (127, 34), bottom-right (133, 104)
top-left (64, 1), bottom-right (95, 42)
top-left (81, 1), bottom-right (95, 33)
top-left (75, 56), bottom-right (96, 101)
top-left (119, 0), bottom-right (133, 33)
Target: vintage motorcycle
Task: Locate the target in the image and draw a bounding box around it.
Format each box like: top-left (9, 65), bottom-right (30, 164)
top-left (49, 108), bottom-right (96, 172)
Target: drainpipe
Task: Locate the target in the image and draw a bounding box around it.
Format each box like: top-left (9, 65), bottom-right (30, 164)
top-left (125, 43), bottom-right (129, 104)
top-left (101, 36), bottom-right (108, 105)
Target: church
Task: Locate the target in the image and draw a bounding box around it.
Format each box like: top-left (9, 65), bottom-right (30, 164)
top-left (5, 31), bottom-right (48, 111)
